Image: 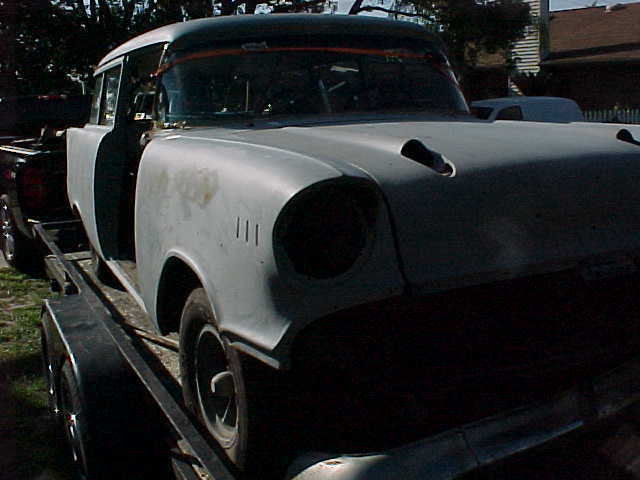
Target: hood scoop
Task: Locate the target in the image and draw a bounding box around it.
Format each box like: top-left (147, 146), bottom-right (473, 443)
top-left (400, 139), bottom-right (455, 176)
top-left (617, 129), bottom-right (640, 146)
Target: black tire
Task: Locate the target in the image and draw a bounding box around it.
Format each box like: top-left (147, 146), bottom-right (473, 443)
top-left (0, 195), bottom-right (34, 271)
top-left (179, 288), bottom-right (290, 477)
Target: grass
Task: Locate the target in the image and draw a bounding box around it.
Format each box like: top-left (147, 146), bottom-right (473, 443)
top-left (0, 267), bottom-right (73, 480)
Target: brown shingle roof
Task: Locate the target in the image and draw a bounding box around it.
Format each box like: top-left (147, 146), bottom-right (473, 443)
top-left (544, 2), bottom-right (640, 65)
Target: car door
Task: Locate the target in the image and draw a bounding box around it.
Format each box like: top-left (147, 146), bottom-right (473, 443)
top-left (67, 61), bottom-right (126, 258)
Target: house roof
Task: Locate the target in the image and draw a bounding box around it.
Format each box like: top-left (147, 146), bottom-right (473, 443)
top-left (543, 2), bottom-right (640, 65)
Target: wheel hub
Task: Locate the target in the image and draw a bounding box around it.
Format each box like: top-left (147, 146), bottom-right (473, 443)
top-left (195, 326), bottom-right (239, 446)
top-left (1, 204), bottom-right (15, 261)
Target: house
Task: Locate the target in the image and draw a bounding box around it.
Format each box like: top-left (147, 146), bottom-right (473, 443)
top-left (470, 0), bottom-right (640, 113)
top-left (466, 0), bottom-right (549, 100)
top-left (541, 2), bottom-right (640, 109)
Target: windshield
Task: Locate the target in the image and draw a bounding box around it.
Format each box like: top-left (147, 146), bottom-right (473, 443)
top-left (156, 35), bottom-right (468, 125)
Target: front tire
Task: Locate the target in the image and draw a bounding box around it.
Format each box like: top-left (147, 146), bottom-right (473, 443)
top-left (179, 288), bottom-right (289, 477)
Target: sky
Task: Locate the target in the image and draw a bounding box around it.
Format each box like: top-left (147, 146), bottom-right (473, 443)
top-left (551, 0), bottom-right (638, 10)
top-left (335, 0), bottom-right (640, 15)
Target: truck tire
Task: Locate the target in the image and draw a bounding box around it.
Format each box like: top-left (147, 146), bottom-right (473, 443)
top-left (179, 288), bottom-right (290, 478)
top-left (0, 195), bottom-right (33, 271)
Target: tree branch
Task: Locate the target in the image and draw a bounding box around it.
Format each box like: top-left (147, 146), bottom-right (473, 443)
top-left (353, 5), bottom-right (426, 17)
top-left (74, 0), bottom-right (88, 19)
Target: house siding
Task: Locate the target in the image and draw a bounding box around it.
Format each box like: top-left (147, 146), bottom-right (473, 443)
top-left (511, 0), bottom-right (549, 74)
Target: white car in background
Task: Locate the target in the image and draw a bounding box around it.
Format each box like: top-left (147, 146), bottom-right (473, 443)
top-left (471, 96), bottom-right (584, 122)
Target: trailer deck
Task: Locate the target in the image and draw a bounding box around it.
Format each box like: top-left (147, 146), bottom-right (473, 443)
top-left (35, 220), bottom-right (640, 480)
top-left (37, 220), bottom-right (237, 480)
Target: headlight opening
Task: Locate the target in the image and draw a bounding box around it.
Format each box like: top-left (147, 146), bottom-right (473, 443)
top-left (276, 182), bottom-right (378, 280)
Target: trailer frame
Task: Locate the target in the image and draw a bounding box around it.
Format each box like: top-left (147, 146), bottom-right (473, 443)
top-left (36, 220), bottom-right (240, 480)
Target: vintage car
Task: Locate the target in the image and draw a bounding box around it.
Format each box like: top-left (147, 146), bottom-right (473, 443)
top-left (67, 14), bottom-right (640, 478)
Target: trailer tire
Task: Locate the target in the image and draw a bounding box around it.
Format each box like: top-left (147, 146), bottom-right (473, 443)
top-left (180, 288), bottom-right (289, 477)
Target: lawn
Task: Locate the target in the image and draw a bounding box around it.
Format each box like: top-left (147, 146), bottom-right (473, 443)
top-left (0, 267), bottom-right (73, 479)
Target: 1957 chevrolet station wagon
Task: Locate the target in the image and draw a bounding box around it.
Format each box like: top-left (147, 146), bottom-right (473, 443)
top-left (67, 13), bottom-right (640, 478)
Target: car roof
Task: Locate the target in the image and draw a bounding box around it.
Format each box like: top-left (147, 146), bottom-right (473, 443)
top-left (471, 96), bottom-right (578, 107)
top-left (98, 14), bottom-right (442, 68)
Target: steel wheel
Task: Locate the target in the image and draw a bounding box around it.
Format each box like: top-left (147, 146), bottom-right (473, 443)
top-left (59, 362), bottom-right (89, 480)
top-left (0, 198), bottom-right (17, 265)
top-left (195, 324), bottom-right (240, 448)
top-left (180, 288), bottom-right (291, 477)
top-left (40, 322), bottom-right (61, 420)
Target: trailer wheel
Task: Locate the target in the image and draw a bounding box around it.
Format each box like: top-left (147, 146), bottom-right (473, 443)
top-left (40, 319), bottom-right (61, 421)
top-left (0, 195), bottom-right (32, 271)
top-left (180, 288), bottom-right (288, 477)
top-left (59, 361), bottom-right (91, 480)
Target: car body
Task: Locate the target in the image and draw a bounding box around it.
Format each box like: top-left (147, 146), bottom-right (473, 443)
top-left (66, 14), bottom-right (640, 477)
top-left (471, 96), bottom-right (584, 122)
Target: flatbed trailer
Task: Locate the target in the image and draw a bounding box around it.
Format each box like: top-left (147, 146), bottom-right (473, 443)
top-left (35, 219), bottom-right (640, 480)
top-left (36, 219), bottom-right (239, 480)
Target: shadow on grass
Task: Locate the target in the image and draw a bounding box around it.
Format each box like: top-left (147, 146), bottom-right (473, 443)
top-left (1, 352), bottom-right (74, 480)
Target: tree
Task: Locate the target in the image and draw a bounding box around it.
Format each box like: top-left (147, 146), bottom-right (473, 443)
top-left (0, 0), bottom-right (214, 95)
top-left (349, 0), bottom-right (531, 73)
top-left (1, 0), bottom-right (529, 96)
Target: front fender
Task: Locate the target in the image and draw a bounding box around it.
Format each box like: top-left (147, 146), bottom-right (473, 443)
top-left (136, 133), bottom-right (403, 365)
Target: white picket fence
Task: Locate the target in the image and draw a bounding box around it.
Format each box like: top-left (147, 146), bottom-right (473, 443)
top-left (584, 108), bottom-right (640, 124)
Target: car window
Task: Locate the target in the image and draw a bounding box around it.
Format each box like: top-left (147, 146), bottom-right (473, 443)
top-left (127, 45), bottom-right (164, 121)
top-left (89, 74), bottom-right (103, 124)
top-left (496, 106), bottom-right (523, 121)
top-left (471, 106), bottom-right (493, 120)
top-left (99, 65), bottom-right (122, 126)
top-left (156, 35), bottom-right (468, 125)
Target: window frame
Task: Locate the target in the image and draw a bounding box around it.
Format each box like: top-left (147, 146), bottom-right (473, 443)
top-left (98, 64), bottom-right (123, 126)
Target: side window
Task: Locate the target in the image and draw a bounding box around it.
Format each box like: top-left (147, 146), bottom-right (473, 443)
top-left (89, 74), bottom-right (103, 124)
top-left (496, 106), bottom-right (523, 121)
top-left (128, 45), bottom-right (165, 121)
top-left (99, 65), bottom-right (122, 126)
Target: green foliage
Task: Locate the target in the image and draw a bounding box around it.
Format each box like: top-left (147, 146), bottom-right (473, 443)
top-left (0, 0), bottom-right (213, 95)
top-left (1, 0), bottom-right (530, 96)
top-left (351, 0), bottom-right (531, 72)
top-left (422, 0), bottom-right (531, 70)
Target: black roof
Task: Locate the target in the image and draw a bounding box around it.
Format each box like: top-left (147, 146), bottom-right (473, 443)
top-left (99, 14), bottom-right (439, 68)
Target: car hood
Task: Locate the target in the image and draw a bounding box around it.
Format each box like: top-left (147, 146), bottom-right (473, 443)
top-left (181, 118), bottom-right (640, 293)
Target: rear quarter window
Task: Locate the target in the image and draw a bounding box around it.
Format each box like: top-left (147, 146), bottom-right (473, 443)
top-left (495, 106), bottom-right (523, 121)
top-left (99, 66), bottom-right (122, 126)
top-left (89, 75), bottom-right (103, 124)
